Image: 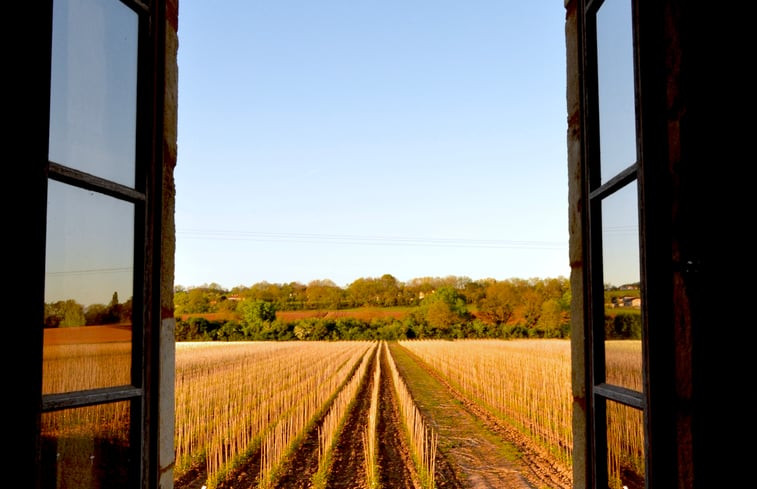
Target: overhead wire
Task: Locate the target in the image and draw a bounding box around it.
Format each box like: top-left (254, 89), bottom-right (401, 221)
top-left (176, 229), bottom-right (567, 250)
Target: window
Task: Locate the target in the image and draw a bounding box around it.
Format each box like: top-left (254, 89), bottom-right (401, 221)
top-left (582, 1), bottom-right (647, 487)
top-left (42, 0), bottom-right (151, 486)
top-left (9, 0), bottom-right (174, 487)
top-left (568, 0), bottom-right (710, 487)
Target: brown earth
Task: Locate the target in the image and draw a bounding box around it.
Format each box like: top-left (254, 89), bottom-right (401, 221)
top-left (179, 307), bottom-right (412, 323)
top-left (178, 311), bottom-right (240, 322)
top-left (174, 461), bottom-right (210, 489)
top-left (276, 307), bottom-right (411, 323)
top-left (43, 324), bottom-right (132, 345)
top-left (317, 352), bottom-right (374, 489)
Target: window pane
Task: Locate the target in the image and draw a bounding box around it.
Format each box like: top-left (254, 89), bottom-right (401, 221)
top-left (596, 0), bottom-right (637, 183)
top-left (606, 400), bottom-right (645, 489)
top-left (601, 181), bottom-right (642, 390)
top-left (41, 401), bottom-right (131, 489)
top-left (49, 0), bottom-right (138, 187)
top-left (44, 181), bottom-right (133, 394)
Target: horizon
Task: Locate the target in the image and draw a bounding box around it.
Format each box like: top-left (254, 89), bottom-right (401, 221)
top-left (174, 272), bottom-right (576, 292)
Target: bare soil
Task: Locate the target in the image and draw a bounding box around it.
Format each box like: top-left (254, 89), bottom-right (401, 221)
top-left (316, 343), bottom-right (463, 489)
top-left (319, 353), bottom-right (374, 489)
top-left (43, 325), bottom-right (131, 345)
top-left (276, 307), bottom-right (411, 323)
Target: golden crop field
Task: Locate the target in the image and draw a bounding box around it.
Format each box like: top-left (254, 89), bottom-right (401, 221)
top-left (41, 336), bottom-right (132, 487)
top-left (41, 336), bottom-right (642, 489)
top-left (399, 338), bottom-right (643, 489)
top-left (174, 340), bottom-right (374, 488)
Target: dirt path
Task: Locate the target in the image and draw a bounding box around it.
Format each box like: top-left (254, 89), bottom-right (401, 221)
top-left (389, 342), bottom-right (565, 489)
top-left (397, 344), bottom-right (572, 489)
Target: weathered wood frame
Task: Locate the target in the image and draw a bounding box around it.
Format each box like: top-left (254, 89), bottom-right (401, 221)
top-left (572, 0), bottom-right (688, 487)
top-left (10, 0), bottom-right (168, 487)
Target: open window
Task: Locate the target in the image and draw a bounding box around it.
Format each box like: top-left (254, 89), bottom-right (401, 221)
top-left (567, 0), bottom-right (751, 487)
top-left (10, 0), bottom-right (176, 487)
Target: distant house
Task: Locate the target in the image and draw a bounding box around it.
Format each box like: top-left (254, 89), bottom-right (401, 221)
top-left (610, 296), bottom-right (642, 308)
top-left (417, 290), bottom-right (435, 300)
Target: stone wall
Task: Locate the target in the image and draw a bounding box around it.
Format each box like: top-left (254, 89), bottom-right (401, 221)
top-left (564, 1), bottom-right (587, 488)
top-left (159, 0), bottom-right (179, 487)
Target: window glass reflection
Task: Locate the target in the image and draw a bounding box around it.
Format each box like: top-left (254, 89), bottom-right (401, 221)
top-left (596, 0), bottom-right (637, 183)
top-left (44, 181), bottom-right (133, 394)
top-left (606, 400), bottom-right (645, 489)
top-left (41, 401), bottom-right (131, 489)
top-left (601, 181), bottom-right (642, 390)
top-left (49, 0), bottom-right (138, 187)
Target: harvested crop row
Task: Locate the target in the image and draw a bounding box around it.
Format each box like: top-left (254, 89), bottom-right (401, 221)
top-left (385, 341), bottom-right (438, 489)
top-left (399, 339), bottom-right (643, 489)
top-left (174, 341), bottom-right (372, 488)
top-left (310, 342), bottom-right (377, 487)
top-left (363, 348), bottom-right (381, 488)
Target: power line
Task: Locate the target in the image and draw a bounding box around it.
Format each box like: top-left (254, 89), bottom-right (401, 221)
top-left (46, 267), bottom-right (133, 277)
top-left (176, 229), bottom-right (567, 250)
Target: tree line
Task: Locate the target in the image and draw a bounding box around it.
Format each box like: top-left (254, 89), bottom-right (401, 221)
top-left (43, 275), bottom-right (640, 342)
top-left (175, 274), bottom-right (571, 314)
top-left (175, 275), bottom-right (589, 341)
top-left (44, 292), bottom-right (132, 328)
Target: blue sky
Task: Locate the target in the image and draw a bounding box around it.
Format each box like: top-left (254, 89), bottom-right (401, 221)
top-left (175, 1), bottom-right (571, 289)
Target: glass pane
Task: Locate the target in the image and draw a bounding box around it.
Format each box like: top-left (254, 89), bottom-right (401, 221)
top-left (44, 181), bottom-right (133, 394)
top-left (596, 0), bottom-right (637, 183)
top-left (41, 401), bottom-right (131, 489)
top-left (601, 181), bottom-right (642, 390)
top-left (49, 0), bottom-right (139, 187)
top-left (606, 400), bottom-right (645, 489)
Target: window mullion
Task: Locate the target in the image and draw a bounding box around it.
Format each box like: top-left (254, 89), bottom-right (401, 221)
top-left (48, 162), bottom-right (146, 203)
top-left (41, 386), bottom-right (143, 412)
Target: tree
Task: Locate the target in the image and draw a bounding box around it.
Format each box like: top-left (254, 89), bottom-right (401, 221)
top-left (536, 299), bottom-right (566, 337)
top-left (107, 291), bottom-right (123, 323)
top-left (186, 287), bottom-right (211, 313)
top-left (44, 300), bottom-right (85, 328)
top-left (305, 280), bottom-right (343, 309)
top-left (477, 280), bottom-right (518, 325)
top-left (346, 274), bottom-right (402, 307)
top-left (85, 303), bottom-right (110, 325)
top-left (420, 285), bottom-right (470, 336)
top-left (239, 299), bottom-right (277, 338)
top-left (514, 288), bottom-right (543, 328)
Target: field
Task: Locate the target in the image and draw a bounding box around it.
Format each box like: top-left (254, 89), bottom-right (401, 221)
top-left (276, 306), bottom-right (412, 322)
top-left (174, 339), bottom-right (642, 489)
top-left (41, 336), bottom-right (643, 489)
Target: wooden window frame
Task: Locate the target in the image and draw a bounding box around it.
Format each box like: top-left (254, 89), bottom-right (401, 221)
top-left (9, 0), bottom-right (168, 487)
top-left (576, 0), bottom-right (680, 487)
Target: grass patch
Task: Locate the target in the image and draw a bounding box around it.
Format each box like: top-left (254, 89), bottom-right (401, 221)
top-left (387, 343), bottom-right (524, 462)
